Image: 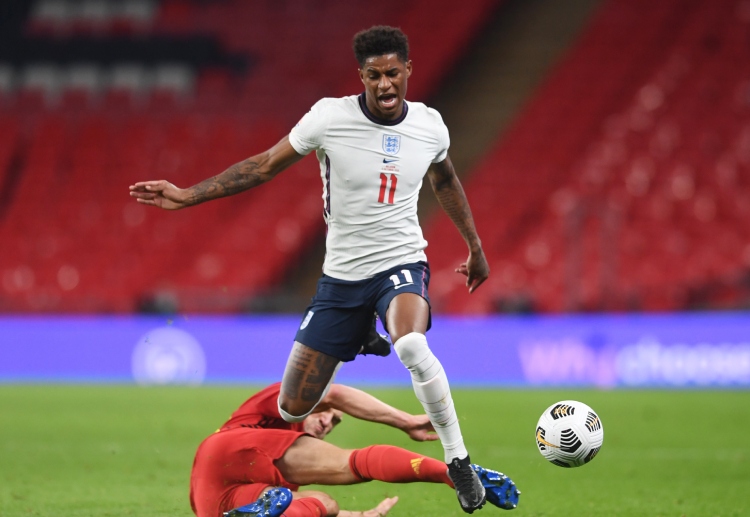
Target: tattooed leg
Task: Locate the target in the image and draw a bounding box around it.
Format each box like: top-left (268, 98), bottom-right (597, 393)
top-left (278, 342), bottom-right (341, 422)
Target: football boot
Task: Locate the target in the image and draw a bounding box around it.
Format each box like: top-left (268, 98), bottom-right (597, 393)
top-left (358, 317), bottom-right (391, 357)
top-left (223, 487), bottom-right (293, 517)
top-left (471, 464), bottom-right (520, 510)
top-left (447, 455), bottom-right (487, 513)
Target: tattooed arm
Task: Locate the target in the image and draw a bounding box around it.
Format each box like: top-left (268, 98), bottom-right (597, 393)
top-left (426, 153), bottom-right (490, 293)
top-left (129, 136), bottom-right (303, 209)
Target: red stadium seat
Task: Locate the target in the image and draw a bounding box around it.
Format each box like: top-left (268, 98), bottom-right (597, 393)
top-left (1, 0), bottom-right (515, 312)
top-left (424, 0), bottom-right (750, 313)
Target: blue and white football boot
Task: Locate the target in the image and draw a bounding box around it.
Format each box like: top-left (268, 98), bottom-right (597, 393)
top-left (223, 487), bottom-right (293, 517)
top-left (470, 464), bottom-right (521, 510)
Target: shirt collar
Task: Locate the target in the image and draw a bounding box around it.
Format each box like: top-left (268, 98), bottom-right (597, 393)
top-left (358, 93), bottom-right (409, 126)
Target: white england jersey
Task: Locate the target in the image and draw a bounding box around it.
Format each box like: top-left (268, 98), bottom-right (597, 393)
top-left (289, 94), bottom-right (450, 281)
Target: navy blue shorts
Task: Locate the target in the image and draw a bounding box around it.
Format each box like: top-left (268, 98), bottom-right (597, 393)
top-left (294, 261), bottom-right (431, 362)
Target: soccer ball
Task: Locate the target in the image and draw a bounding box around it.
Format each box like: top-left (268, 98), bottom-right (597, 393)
top-left (535, 400), bottom-right (604, 468)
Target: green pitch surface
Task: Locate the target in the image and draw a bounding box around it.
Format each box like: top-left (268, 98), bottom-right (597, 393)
top-left (1, 386), bottom-right (748, 517)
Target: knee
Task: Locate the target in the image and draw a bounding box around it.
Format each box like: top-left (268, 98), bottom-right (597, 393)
top-left (393, 332), bottom-right (429, 368)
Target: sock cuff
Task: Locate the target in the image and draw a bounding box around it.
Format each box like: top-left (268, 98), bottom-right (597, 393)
top-left (277, 362), bottom-right (343, 424)
top-left (291, 497), bottom-right (329, 517)
top-left (277, 396), bottom-right (313, 423)
top-left (393, 332), bottom-right (427, 349)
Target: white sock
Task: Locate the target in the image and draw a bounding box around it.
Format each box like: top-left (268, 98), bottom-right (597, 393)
top-left (277, 361), bottom-right (342, 423)
top-left (394, 332), bottom-right (468, 463)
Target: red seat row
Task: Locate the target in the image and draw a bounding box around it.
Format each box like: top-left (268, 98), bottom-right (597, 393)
top-left (0, 0), bottom-right (503, 312)
top-left (424, 0), bottom-right (750, 313)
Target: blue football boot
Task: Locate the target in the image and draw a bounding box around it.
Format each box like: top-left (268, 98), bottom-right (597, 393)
top-left (470, 464), bottom-right (520, 510)
top-left (223, 487), bottom-right (293, 517)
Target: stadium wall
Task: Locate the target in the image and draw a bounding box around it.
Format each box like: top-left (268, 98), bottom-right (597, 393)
top-left (2, 313), bottom-right (749, 388)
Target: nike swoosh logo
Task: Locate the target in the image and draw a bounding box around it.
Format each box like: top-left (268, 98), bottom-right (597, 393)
top-left (383, 158), bottom-right (399, 163)
top-left (394, 283), bottom-right (414, 290)
top-left (536, 429), bottom-right (559, 448)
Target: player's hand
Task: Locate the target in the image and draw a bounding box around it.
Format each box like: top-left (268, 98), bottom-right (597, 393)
top-left (362, 496), bottom-right (398, 517)
top-left (129, 180), bottom-right (189, 210)
top-left (455, 248), bottom-right (490, 293)
top-left (404, 414), bottom-right (438, 442)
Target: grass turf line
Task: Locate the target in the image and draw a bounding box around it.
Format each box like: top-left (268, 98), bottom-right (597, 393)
top-left (0, 386), bottom-right (748, 516)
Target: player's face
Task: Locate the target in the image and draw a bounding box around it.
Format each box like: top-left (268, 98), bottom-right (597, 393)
top-left (303, 408), bottom-right (343, 439)
top-left (359, 53), bottom-right (412, 120)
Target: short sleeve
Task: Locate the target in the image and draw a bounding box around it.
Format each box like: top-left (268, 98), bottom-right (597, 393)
top-left (432, 111), bottom-right (450, 163)
top-left (289, 99), bottom-right (329, 155)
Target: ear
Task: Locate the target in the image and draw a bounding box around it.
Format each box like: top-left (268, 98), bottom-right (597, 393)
top-left (358, 68), bottom-right (365, 85)
top-left (405, 60), bottom-right (413, 78)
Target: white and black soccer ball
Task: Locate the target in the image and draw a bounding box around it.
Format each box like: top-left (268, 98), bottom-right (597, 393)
top-left (535, 400), bottom-right (604, 468)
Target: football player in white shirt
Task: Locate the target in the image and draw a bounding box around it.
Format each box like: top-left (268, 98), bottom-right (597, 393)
top-left (130, 26), bottom-right (515, 514)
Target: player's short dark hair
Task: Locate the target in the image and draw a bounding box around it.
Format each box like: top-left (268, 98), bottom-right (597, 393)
top-left (352, 26), bottom-right (409, 66)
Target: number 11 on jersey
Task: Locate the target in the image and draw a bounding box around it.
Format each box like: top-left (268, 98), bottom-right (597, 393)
top-left (378, 173), bottom-right (397, 204)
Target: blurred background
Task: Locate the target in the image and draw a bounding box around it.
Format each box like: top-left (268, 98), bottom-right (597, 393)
top-left (2, 3), bottom-right (750, 516)
top-left (1, 0), bottom-right (750, 387)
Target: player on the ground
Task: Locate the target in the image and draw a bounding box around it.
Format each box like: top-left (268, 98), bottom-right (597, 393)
top-left (190, 382), bottom-right (519, 517)
top-left (131, 25), bottom-right (490, 512)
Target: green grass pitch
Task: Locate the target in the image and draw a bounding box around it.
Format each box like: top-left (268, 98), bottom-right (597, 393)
top-left (1, 386), bottom-right (748, 517)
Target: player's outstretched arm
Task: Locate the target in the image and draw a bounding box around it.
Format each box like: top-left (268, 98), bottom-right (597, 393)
top-left (128, 136), bottom-right (304, 209)
top-left (338, 496), bottom-right (398, 517)
top-left (427, 154), bottom-right (490, 293)
top-left (317, 384), bottom-right (437, 441)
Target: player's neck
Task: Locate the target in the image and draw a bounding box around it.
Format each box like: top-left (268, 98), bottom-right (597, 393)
top-left (358, 93), bottom-right (408, 126)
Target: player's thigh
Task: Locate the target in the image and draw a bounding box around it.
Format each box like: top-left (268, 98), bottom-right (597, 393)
top-left (373, 262), bottom-right (432, 343)
top-left (275, 435), bottom-right (359, 486)
top-left (383, 293), bottom-right (430, 343)
top-left (193, 431), bottom-right (290, 517)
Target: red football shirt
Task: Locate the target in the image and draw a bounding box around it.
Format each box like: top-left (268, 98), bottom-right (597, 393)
top-left (220, 382), bottom-right (305, 432)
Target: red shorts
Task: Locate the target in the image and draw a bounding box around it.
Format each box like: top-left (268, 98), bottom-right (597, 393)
top-left (189, 428), bottom-right (307, 517)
